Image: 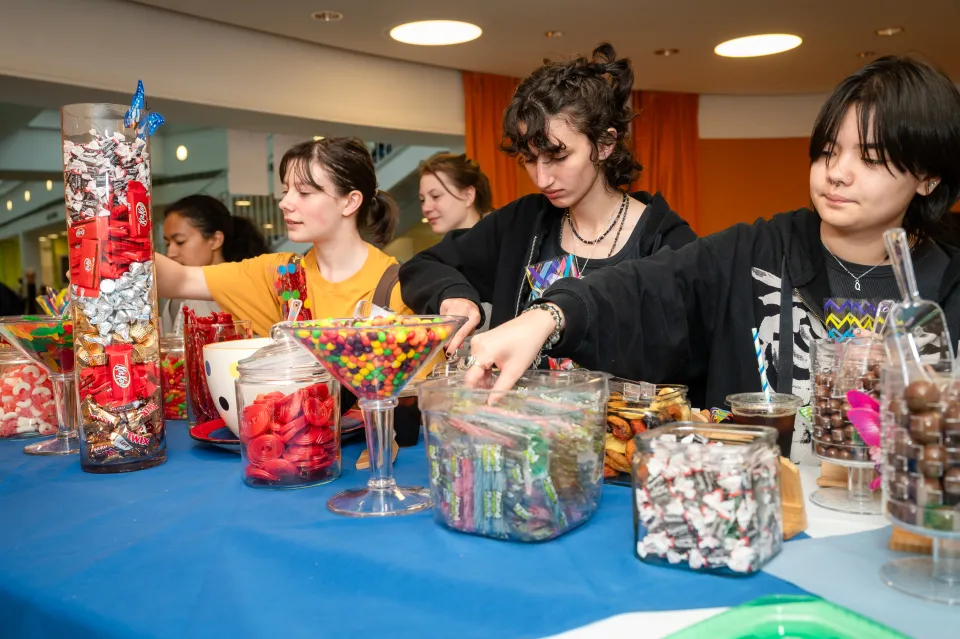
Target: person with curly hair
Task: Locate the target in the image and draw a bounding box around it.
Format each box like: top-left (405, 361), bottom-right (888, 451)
top-left (399, 43), bottom-right (697, 366)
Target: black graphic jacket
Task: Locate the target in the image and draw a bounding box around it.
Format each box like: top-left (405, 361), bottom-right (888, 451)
top-left (540, 208), bottom-right (960, 408)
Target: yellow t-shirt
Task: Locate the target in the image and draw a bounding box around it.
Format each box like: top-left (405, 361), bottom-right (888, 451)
top-left (202, 244), bottom-right (412, 337)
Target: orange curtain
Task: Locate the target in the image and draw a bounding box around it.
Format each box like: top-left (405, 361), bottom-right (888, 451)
top-left (632, 91), bottom-right (701, 233)
top-left (462, 71), bottom-right (538, 209)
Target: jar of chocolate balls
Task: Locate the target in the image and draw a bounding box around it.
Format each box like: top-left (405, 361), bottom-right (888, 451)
top-left (811, 338), bottom-right (882, 463)
top-left (881, 366), bottom-right (960, 532)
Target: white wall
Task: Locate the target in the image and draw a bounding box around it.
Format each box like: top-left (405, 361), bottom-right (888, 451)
top-left (1, 0), bottom-right (464, 138)
top-left (699, 94), bottom-right (828, 139)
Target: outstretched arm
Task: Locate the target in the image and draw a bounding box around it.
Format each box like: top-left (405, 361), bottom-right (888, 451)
top-left (154, 253), bottom-right (212, 301)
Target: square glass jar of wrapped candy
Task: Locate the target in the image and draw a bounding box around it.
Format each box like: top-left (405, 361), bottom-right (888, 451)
top-left (418, 370), bottom-right (610, 542)
top-left (632, 423), bottom-right (783, 575)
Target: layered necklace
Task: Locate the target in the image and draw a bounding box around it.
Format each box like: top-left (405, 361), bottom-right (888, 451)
top-left (561, 192), bottom-right (629, 274)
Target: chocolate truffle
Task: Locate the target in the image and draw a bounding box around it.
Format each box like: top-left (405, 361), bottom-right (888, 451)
top-left (919, 445), bottom-right (947, 478)
top-left (910, 411), bottom-right (943, 444)
top-left (829, 414), bottom-right (844, 429)
top-left (906, 380), bottom-right (941, 413)
top-left (944, 468), bottom-right (960, 496)
top-left (837, 449), bottom-right (853, 461)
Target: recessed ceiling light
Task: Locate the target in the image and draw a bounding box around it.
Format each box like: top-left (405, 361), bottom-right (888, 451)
top-left (60, 231), bottom-right (68, 236)
top-left (858, 50), bottom-right (877, 58)
top-left (390, 20), bottom-right (482, 46)
top-left (544, 30), bottom-right (563, 38)
top-left (875, 27), bottom-right (903, 36)
top-left (47, 233), bottom-right (59, 239)
top-left (311, 10), bottom-right (343, 22)
top-left (176, 145), bottom-right (188, 161)
top-left (235, 200), bottom-right (251, 207)
top-left (421, 217), bottom-right (428, 224)
top-left (46, 180), bottom-right (53, 191)
top-left (715, 34), bottom-right (802, 58)
top-left (5, 201), bottom-right (10, 211)
top-left (263, 223), bottom-right (273, 230)
top-left (24, 190), bottom-right (30, 202)
top-left (39, 236), bottom-right (47, 242)
top-left (654, 48), bottom-right (680, 57)
top-left (313, 136), bottom-right (324, 141)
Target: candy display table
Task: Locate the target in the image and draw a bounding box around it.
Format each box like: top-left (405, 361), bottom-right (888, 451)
top-left (0, 422), bottom-right (810, 639)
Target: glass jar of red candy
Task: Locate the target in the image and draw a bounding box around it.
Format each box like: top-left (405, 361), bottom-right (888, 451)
top-left (160, 335), bottom-right (186, 421)
top-left (236, 336), bottom-right (340, 489)
top-left (0, 343), bottom-right (57, 440)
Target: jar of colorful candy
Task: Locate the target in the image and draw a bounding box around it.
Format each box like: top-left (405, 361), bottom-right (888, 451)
top-left (236, 336), bottom-right (340, 488)
top-left (0, 343), bottom-right (57, 440)
top-left (632, 423), bottom-right (782, 575)
top-left (419, 370), bottom-right (610, 542)
top-left (160, 335), bottom-right (186, 421)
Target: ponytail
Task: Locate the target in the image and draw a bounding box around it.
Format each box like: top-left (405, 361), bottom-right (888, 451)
top-left (223, 215), bottom-right (270, 261)
top-left (359, 190), bottom-right (399, 248)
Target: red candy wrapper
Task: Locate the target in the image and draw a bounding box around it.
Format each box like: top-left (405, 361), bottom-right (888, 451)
top-left (106, 344), bottom-right (135, 405)
top-left (126, 181), bottom-right (151, 238)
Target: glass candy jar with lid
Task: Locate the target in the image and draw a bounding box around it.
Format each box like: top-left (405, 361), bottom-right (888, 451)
top-left (236, 334), bottom-right (341, 488)
top-left (159, 335), bottom-right (187, 421)
top-left (0, 342), bottom-right (58, 440)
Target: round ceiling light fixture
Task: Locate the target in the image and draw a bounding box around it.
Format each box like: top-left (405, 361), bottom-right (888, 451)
top-left (714, 34), bottom-right (802, 58)
top-left (654, 48), bottom-right (680, 57)
top-left (390, 20), bottom-right (482, 46)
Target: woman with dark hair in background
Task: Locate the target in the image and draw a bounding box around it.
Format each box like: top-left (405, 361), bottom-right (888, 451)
top-left (160, 194), bottom-right (270, 333)
top-left (419, 152), bottom-right (493, 234)
top-left (400, 43), bottom-right (696, 366)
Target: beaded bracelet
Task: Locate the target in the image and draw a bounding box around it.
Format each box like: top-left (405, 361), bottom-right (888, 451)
top-left (524, 302), bottom-right (564, 367)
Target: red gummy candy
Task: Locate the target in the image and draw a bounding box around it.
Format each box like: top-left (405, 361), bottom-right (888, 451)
top-left (241, 404), bottom-right (271, 440)
top-left (275, 391), bottom-right (302, 424)
top-left (303, 383), bottom-right (329, 400)
top-left (261, 458), bottom-right (298, 477)
top-left (279, 415), bottom-right (308, 439)
top-left (245, 466), bottom-right (279, 482)
top-left (247, 433), bottom-right (283, 465)
top-left (303, 397), bottom-right (332, 427)
top-left (292, 426), bottom-right (335, 447)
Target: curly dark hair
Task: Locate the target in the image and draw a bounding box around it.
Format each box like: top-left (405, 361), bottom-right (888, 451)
top-left (501, 43), bottom-right (641, 189)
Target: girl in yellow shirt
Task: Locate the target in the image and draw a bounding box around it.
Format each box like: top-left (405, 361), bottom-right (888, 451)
top-left (155, 137), bottom-right (413, 336)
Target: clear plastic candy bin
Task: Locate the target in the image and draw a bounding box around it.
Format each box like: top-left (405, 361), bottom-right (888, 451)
top-left (418, 370), bottom-right (610, 542)
top-left (632, 423), bottom-right (782, 575)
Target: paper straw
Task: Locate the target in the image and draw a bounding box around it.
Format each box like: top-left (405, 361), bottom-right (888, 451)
top-left (752, 327), bottom-right (771, 400)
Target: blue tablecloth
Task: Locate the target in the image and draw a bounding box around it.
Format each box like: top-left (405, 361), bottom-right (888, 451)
top-left (0, 424), bottom-right (806, 639)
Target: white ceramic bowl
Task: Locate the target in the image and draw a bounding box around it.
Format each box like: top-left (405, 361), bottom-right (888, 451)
top-left (202, 337), bottom-right (271, 436)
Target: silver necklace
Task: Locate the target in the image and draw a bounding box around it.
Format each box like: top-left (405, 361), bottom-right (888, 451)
top-left (822, 242), bottom-right (887, 292)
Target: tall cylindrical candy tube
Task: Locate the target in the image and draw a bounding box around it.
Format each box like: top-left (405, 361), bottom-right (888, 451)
top-left (61, 103), bottom-right (166, 473)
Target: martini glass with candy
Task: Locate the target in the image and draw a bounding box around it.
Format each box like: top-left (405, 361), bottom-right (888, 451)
top-left (278, 315), bottom-right (465, 517)
top-left (0, 316), bottom-right (79, 455)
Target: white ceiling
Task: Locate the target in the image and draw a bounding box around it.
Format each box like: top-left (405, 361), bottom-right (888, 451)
top-left (127, 0), bottom-right (959, 94)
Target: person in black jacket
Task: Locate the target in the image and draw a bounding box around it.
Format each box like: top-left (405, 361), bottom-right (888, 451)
top-left (399, 43), bottom-right (696, 360)
top-left (465, 56), bottom-right (960, 412)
